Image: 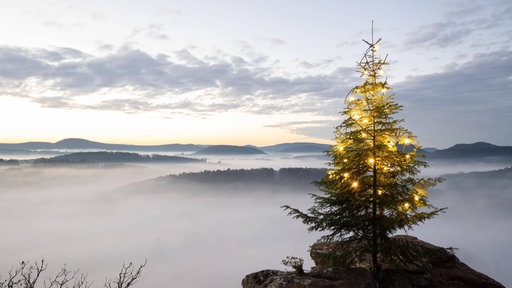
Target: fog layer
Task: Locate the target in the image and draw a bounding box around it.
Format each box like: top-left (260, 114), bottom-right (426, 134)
top-left (0, 156), bottom-right (323, 288)
top-left (0, 155), bottom-right (510, 287)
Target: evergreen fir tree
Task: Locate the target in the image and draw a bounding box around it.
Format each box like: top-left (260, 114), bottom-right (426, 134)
top-left (283, 26), bottom-right (444, 282)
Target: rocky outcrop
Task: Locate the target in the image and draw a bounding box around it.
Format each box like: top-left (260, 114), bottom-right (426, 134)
top-left (241, 268), bottom-right (371, 288)
top-left (241, 236), bottom-right (505, 288)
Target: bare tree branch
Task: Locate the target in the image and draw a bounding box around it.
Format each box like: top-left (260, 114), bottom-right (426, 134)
top-left (21, 259), bottom-right (46, 288)
top-left (44, 265), bottom-right (92, 288)
top-left (104, 260), bottom-right (146, 288)
top-left (2, 259), bottom-right (145, 288)
top-left (1, 261), bottom-right (24, 288)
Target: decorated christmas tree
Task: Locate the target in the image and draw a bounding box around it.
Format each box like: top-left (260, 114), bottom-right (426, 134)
top-left (283, 25), bottom-right (444, 282)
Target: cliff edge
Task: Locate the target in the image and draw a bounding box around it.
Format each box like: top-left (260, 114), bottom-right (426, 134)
top-left (241, 235), bottom-right (504, 288)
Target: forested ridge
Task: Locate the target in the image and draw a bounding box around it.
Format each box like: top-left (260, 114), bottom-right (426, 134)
top-left (0, 151), bottom-right (204, 165)
top-left (168, 167), bottom-right (327, 187)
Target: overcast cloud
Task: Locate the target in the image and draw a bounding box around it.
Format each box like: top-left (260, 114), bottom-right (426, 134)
top-left (0, 46), bottom-right (356, 115)
top-left (396, 50), bottom-right (512, 147)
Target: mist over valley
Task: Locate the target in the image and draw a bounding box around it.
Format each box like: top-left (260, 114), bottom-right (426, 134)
top-left (0, 141), bottom-right (511, 287)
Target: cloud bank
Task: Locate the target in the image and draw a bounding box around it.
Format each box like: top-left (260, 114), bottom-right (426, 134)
top-left (396, 50), bottom-right (512, 147)
top-left (1, 42), bottom-right (511, 146)
top-left (0, 46), bottom-right (354, 116)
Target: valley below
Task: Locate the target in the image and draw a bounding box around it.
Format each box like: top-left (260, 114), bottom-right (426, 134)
top-left (0, 145), bottom-right (511, 287)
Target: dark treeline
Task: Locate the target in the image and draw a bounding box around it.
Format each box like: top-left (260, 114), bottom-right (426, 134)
top-left (24, 151), bottom-right (205, 164)
top-left (0, 159), bottom-right (20, 165)
top-left (168, 167), bottom-right (328, 188)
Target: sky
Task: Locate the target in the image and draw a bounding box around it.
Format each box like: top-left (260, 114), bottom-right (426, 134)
top-left (0, 0), bottom-right (510, 148)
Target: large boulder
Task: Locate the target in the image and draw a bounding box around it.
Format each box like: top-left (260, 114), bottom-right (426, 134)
top-left (241, 236), bottom-right (505, 288)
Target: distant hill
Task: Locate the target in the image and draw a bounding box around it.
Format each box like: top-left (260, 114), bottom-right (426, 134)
top-left (422, 147), bottom-right (438, 153)
top-left (31, 151), bottom-right (204, 164)
top-left (3, 138), bottom-right (512, 160)
top-left (427, 142), bottom-right (512, 159)
top-left (261, 142), bottom-right (330, 153)
top-left (0, 138), bottom-right (206, 152)
top-left (0, 141), bottom-right (55, 150)
top-left (0, 139), bottom-right (330, 154)
top-left (53, 138), bottom-right (108, 149)
top-left (193, 145), bottom-right (265, 155)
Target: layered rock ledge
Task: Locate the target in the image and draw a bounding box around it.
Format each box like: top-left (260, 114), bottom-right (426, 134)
top-left (242, 236), bottom-right (504, 288)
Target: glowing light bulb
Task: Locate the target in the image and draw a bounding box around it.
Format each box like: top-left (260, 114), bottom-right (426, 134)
top-left (404, 202), bottom-right (410, 209)
top-left (368, 158), bottom-right (375, 164)
top-left (343, 159), bottom-right (348, 163)
top-left (414, 195), bottom-right (420, 201)
top-left (351, 181), bottom-right (359, 188)
top-left (343, 172), bottom-right (349, 178)
top-left (377, 190), bottom-right (383, 195)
